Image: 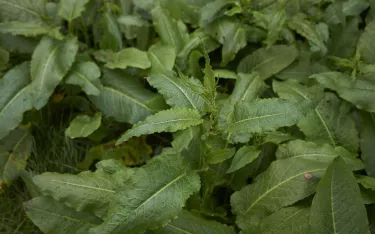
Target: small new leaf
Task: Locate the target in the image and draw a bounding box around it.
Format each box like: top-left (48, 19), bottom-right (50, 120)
top-left (65, 113), bottom-right (102, 139)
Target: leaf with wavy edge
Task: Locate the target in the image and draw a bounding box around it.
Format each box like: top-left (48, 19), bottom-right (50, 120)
top-left (0, 22), bottom-right (50, 37)
top-left (25, 196), bottom-right (102, 234)
top-left (58, 0), bottom-right (89, 22)
top-left (0, 0), bottom-right (46, 22)
top-left (231, 157), bottom-right (327, 230)
top-left (65, 113), bottom-right (102, 139)
top-left (117, 108), bottom-right (203, 144)
top-left (90, 153), bottom-right (201, 234)
top-left (0, 62), bottom-right (33, 140)
top-left (30, 36), bottom-right (78, 109)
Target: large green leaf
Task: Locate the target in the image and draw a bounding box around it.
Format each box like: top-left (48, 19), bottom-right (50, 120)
top-left (148, 43), bottom-right (176, 75)
top-left (0, 0), bottom-right (46, 22)
top-left (94, 12), bottom-right (122, 51)
top-left (25, 196), bottom-right (102, 234)
top-left (0, 62), bottom-right (33, 140)
top-left (273, 79), bottom-right (324, 103)
top-left (30, 36), bottom-right (78, 109)
top-left (259, 205), bottom-right (311, 234)
top-left (231, 157), bottom-right (327, 230)
top-left (276, 139), bottom-right (364, 171)
top-left (65, 113), bottom-right (102, 139)
top-left (147, 73), bottom-right (206, 113)
top-left (206, 17), bottom-right (246, 65)
top-left (358, 19), bottom-right (375, 64)
top-left (0, 22), bottom-right (50, 37)
top-left (65, 61), bottom-right (102, 96)
top-left (199, 0), bottom-right (238, 27)
top-left (237, 45), bottom-right (298, 80)
top-left (33, 167), bottom-right (133, 218)
top-left (360, 112), bottom-right (375, 177)
top-left (105, 48), bottom-right (151, 70)
top-left (88, 70), bottom-right (163, 124)
top-left (90, 153), bottom-right (201, 234)
top-left (225, 99), bottom-right (304, 134)
top-left (117, 108), bottom-right (203, 144)
top-left (298, 93), bottom-right (359, 152)
top-left (151, 5), bottom-right (188, 52)
top-left (154, 210), bottom-right (236, 234)
top-left (0, 128), bottom-right (32, 193)
top-left (310, 157), bottom-right (369, 234)
top-left (58, 0), bottom-right (89, 22)
top-left (312, 71), bottom-right (375, 112)
top-left (227, 146), bottom-right (261, 173)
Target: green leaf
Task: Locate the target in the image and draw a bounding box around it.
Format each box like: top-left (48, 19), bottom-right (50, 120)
top-left (116, 108), bottom-right (203, 144)
top-left (0, 33), bottom-right (38, 54)
top-left (147, 73), bottom-right (206, 113)
top-left (30, 36), bottom-right (78, 109)
top-left (276, 139), bottom-right (364, 171)
top-left (357, 175), bottom-right (375, 190)
top-left (360, 112), bottom-right (375, 177)
top-left (151, 5), bottom-right (188, 52)
top-left (225, 99), bottom-right (304, 134)
top-left (237, 45), bottom-right (298, 80)
top-left (154, 210), bottom-right (236, 234)
top-left (33, 168), bottom-right (133, 218)
top-left (213, 69), bottom-right (237, 79)
top-left (0, 128), bottom-right (32, 193)
top-left (117, 15), bottom-right (149, 40)
top-left (273, 79), bottom-right (324, 103)
top-left (298, 93), bottom-right (359, 152)
top-left (25, 196), bottom-right (102, 234)
top-left (0, 22), bottom-right (50, 37)
top-left (206, 17), bottom-right (246, 65)
top-left (275, 49), bottom-right (311, 82)
top-left (227, 146), bottom-right (261, 174)
top-left (231, 157), bottom-right (327, 230)
top-left (58, 0), bottom-right (89, 22)
top-left (206, 147), bottom-right (235, 164)
top-left (90, 153), bottom-right (201, 234)
top-left (94, 12), bottom-right (122, 51)
top-left (0, 62), bottom-right (33, 140)
top-left (65, 113), bottom-right (102, 139)
top-left (199, 0), bottom-right (238, 27)
top-left (88, 70), bottom-right (162, 124)
top-left (148, 43), bottom-right (176, 75)
top-left (105, 48), bottom-right (151, 70)
top-left (288, 17), bottom-right (328, 54)
top-left (310, 157), bottom-right (369, 234)
top-left (312, 71), bottom-right (375, 112)
top-left (358, 19), bottom-right (375, 64)
top-left (0, 0), bottom-right (46, 22)
top-left (343, 0), bottom-right (369, 16)
top-left (259, 205), bottom-right (311, 234)
top-left (65, 61), bottom-right (102, 96)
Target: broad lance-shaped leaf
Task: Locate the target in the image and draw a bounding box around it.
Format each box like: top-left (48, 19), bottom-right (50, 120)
top-left (231, 157), bottom-right (327, 230)
top-left (94, 12), bottom-right (122, 51)
top-left (154, 210), bottom-right (236, 234)
top-left (298, 93), bottom-right (359, 152)
top-left (273, 79), bottom-right (324, 104)
top-left (358, 19), bottom-right (375, 64)
top-left (65, 112), bottom-right (102, 139)
top-left (90, 153), bottom-right (201, 234)
top-left (360, 112), bottom-right (375, 177)
top-left (0, 0), bottom-right (46, 22)
top-left (33, 168), bottom-right (134, 218)
top-left (225, 99), bottom-right (304, 134)
top-left (312, 71), bottom-right (375, 112)
top-left (25, 196), bottom-right (102, 234)
top-left (105, 47), bottom-right (151, 70)
top-left (0, 62), bottom-right (33, 140)
top-left (206, 147), bottom-right (235, 164)
top-left (206, 17), bottom-right (246, 66)
top-left (0, 22), bottom-right (50, 37)
top-left (237, 45), bottom-right (298, 80)
top-left (58, 0), bottom-right (89, 22)
top-left (357, 175), bottom-right (375, 190)
top-left (227, 146), bottom-right (261, 173)
top-left (89, 69), bottom-right (164, 125)
top-left (148, 43), bottom-right (176, 75)
top-left (117, 108), bottom-right (203, 144)
top-left (65, 61), bottom-right (102, 96)
top-left (31, 36), bottom-right (78, 109)
top-left (147, 73), bottom-right (206, 113)
top-left (276, 139), bottom-right (364, 171)
top-left (259, 205), bottom-right (310, 234)
top-left (151, 5), bottom-right (188, 53)
top-left (310, 157), bottom-right (369, 234)
top-left (0, 128), bottom-right (32, 193)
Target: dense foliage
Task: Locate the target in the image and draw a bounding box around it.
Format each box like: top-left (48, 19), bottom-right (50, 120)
top-left (1, 0), bottom-right (375, 233)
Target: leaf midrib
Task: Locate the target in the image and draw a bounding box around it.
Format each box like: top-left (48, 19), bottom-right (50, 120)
top-left (0, 0), bottom-right (41, 18)
top-left (49, 179), bottom-right (115, 193)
